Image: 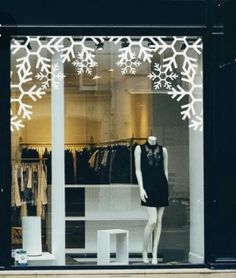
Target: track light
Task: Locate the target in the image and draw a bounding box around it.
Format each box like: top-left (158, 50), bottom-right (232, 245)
top-left (180, 43), bottom-right (186, 50)
top-left (27, 43), bottom-right (32, 50)
top-left (96, 42), bottom-right (104, 51)
top-left (121, 39), bottom-right (129, 48)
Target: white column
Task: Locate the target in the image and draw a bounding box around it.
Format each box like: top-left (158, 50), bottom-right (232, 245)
top-left (189, 85), bottom-right (204, 263)
top-left (51, 51), bottom-right (65, 265)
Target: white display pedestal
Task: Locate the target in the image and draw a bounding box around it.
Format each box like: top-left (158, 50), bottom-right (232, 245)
top-left (27, 252), bottom-right (55, 266)
top-left (22, 216), bottom-right (42, 256)
top-left (97, 229), bottom-right (129, 265)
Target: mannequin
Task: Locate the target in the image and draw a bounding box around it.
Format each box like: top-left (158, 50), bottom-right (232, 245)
top-left (134, 136), bottom-right (169, 264)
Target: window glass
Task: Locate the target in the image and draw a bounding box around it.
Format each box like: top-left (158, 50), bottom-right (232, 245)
top-left (11, 36), bottom-right (204, 266)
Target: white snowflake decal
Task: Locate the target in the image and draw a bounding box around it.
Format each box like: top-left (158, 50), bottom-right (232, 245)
top-left (116, 52), bottom-right (141, 75)
top-left (110, 36), bottom-right (155, 74)
top-left (148, 36), bottom-right (202, 72)
top-left (11, 61), bottom-right (46, 130)
top-left (61, 36), bottom-right (103, 75)
top-left (11, 113), bottom-right (24, 132)
top-left (148, 36), bottom-right (203, 131)
top-left (11, 36), bottom-right (64, 74)
top-left (11, 36), bottom-right (65, 131)
top-left (189, 115), bottom-right (203, 131)
top-left (35, 62), bottom-right (65, 89)
top-left (168, 67), bottom-right (203, 131)
top-left (72, 52), bottom-right (97, 75)
top-left (148, 63), bottom-right (178, 90)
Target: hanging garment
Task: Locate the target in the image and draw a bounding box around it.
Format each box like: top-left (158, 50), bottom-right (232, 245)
top-left (36, 162), bottom-right (48, 218)
top-left (11, 162), bottom-right (48, 218)
top-left (43, 149), bottom-right (51, 184)
top-left (140, 141), bottom-right (169, 207)
top-left (110, 145), bottom-right (131, 183)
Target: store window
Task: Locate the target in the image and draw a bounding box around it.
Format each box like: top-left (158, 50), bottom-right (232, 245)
top-left (10, 35), bottom-right (204, 266)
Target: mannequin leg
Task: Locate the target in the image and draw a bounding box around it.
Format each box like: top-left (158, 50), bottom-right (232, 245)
top-left (152, 207), bottom-right (165, 264)
top-left (143, 207), bottom-right (157, 263)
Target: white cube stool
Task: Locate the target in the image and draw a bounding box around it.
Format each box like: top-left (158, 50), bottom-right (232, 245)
top-left (97, 229), bottom-right (129, 265)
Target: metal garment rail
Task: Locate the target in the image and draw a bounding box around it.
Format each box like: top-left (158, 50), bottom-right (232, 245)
top-left (19, 137), bottom-right (147, 184)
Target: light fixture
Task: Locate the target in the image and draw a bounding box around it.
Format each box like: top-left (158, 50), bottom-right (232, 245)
top-left (180, 43), bottom-right (186, 50)
top-left (121, 39), bottom-right (129, 48)
top-left (148, 41), bottom-right (156, 49)
top-left (108, 68), bottom-right (114, 72)
top-left (96, 42), bottom-right (104, 51)
top-left (27, 43), bottom-right (32, 50)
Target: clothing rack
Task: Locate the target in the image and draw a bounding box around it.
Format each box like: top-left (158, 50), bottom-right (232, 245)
top-left (13, 158), bottom-right (48, 161)
top-left (19, 137), bottom-right (147, 147)
top-left (19, 138), bottom-right (147, 184)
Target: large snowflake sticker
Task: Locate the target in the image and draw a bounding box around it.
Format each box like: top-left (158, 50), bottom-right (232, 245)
top-left (35, 62), bottom-right (65, 89)
top-left (110, 37), bottom-right (154, 74)
top-left (61, 36), bottom-right (103, 75)
top-left (11, 60), bottom-right (46, 131)
top-left (148, 63), bottom-right (178, 90)
top-left (11, 37), bottom-right (64, 74)
top-left (11, 37), bottom-right (65, 131)
top-left (168, 68), bottom-right (203, 131)
top-left (116, 52), bottom-right (141, 75)
top-left (146, 36), bottom-right (203, 131)
top-left (72, 52), bottom-right (97, 75)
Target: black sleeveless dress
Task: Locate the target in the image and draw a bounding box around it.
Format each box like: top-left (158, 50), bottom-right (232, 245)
top-left (140, 141), bottom-right (169, 207)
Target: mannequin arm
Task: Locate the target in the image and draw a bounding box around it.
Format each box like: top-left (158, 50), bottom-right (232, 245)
top-left (163, 147), bottom-right (168, 181)
top-left (134, 145), bottom-right (148, 202)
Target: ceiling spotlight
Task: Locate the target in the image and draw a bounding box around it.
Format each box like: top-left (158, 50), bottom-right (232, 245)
top-left (96, 42), bottom-right (104, 51)
top-left (19, 37), bottom-right (27, 46)
top-left (121, 39), bottom-right (129, 48)
top-left (148, 41), bottom-right (156, 49)
top-left (180, 43), bottom-right (187, 50)
top-left (27, 43), bottom-right (32, 50)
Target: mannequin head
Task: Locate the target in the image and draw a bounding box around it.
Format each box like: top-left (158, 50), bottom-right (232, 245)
top-left (148, 136), bottom-right (157, 145)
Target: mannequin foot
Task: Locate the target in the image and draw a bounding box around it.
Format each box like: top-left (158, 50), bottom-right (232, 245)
top-left (152, 257), bottom-right (158, 264)
top-left (142, 252), bottom-right (149, 264)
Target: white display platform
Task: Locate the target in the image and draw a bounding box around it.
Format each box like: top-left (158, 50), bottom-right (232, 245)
top-left (27, 252), bottom-right (56, 266)
top-left (97, 229), bottom-right (129, 265)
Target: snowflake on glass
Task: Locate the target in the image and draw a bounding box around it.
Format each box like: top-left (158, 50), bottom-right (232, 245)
top-left (148, 63), bottom-right (178, 90)
top-left (11, 60), bottom-right (46, 131)
top-left (11, 36), bottom-right (64, 74)
top-left (189, 115), bottom-right (203, 131)
top-left (72, 52), bottom-right (97, 75)
top-left (35, 62), bottom-right (65, 89)
top-left (116, 52), bottom-right (141, 75)
top-left (110, 36), bottom-right (154, 74)
top-left (149, 36), bottom-right (202, 73)
top-left (11, 114), bottom-right (24, 132)
top-left (147, 36), bottom-right (203, 131)
top-left (168, 67), bottom-right (203, 131)
top-left (11, 36), bottom-right (65, 131)
top-left (61, 36), bottom-right (103, 75)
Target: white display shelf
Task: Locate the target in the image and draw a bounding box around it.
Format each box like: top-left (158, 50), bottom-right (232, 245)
top-left (27, 252), bottom-right (55, 266)
top-left (65, 184), bottom-right (138, 188)
top-left (65, 248), bottom-right (85, 254)
top-left (65, 183), bottom-right (146, 254)
top-left (65, 217), bottom-right (147, 221)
